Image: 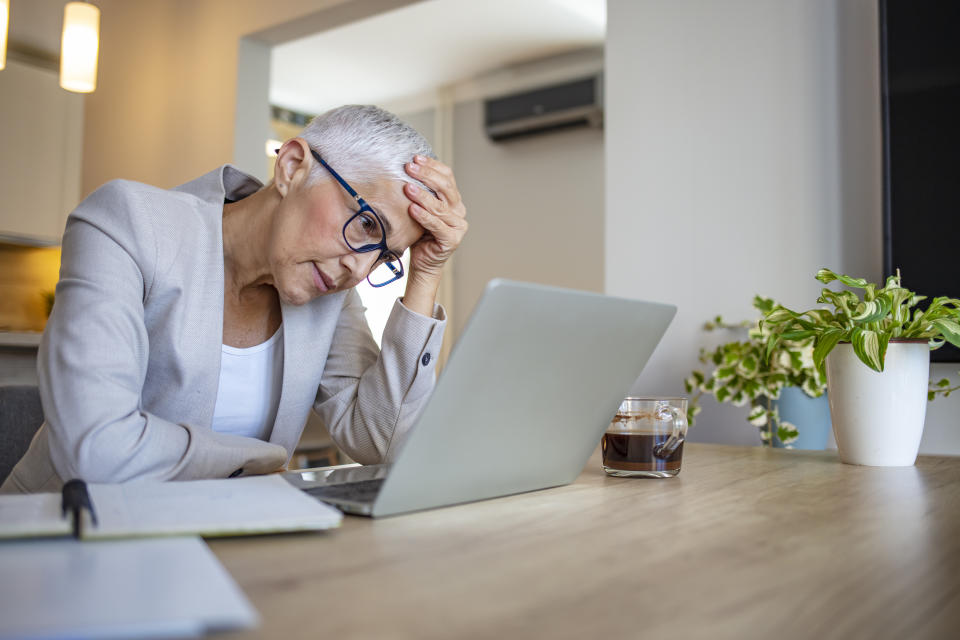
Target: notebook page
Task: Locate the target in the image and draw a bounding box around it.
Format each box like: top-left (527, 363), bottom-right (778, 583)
top-left (86, 474), bottom-right (342, 538)
top-left (0, 492), bottom-right (72, 539)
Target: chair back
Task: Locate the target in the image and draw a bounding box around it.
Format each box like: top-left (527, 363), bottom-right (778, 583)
top-left (0, 385), bottom-right (44, 485)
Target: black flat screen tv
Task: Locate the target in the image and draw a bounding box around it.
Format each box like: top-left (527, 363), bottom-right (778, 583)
top-left (880, 0), bottom-right (960, 362)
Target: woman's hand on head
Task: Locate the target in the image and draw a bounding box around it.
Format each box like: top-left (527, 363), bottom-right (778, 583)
top-left (402, 156), bottom-right (468, 286)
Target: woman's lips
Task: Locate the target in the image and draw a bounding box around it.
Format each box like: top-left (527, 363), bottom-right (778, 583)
top-left (312, 263), bottom-right (334, 293)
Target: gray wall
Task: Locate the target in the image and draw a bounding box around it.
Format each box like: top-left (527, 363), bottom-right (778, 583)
top-left (605, 0), bottom-right (960, 453)
top-left (450, 99), bottom-right (604, 337)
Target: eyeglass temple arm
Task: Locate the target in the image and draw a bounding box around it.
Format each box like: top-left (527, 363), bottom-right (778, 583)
top-left (310, 149), bottom-right (365, 202)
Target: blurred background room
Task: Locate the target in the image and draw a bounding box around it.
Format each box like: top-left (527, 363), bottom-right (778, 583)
top-left (1, 0), bottom-right (956, 460)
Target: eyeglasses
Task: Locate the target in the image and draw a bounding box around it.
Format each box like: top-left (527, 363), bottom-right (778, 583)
top-left (310, 148), bottom-right (404, 288)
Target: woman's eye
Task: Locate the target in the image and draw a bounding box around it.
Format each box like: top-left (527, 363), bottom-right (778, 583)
top-left (359, 213), bottom-right (375, 230)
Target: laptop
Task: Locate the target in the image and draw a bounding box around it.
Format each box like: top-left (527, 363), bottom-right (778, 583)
top-left (284, 279), bottom-right (676, 517)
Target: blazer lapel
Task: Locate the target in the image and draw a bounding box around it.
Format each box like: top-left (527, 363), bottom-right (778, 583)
top-left (269, 292), bottom-right (345, 459)
top-left (269, 302), bottom-right (312, 458)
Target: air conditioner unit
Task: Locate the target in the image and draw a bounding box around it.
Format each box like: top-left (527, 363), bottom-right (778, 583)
top-left (484, 75), bottom-right (603, 141)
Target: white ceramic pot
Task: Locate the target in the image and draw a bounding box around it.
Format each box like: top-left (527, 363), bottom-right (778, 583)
top-left (824, 340), bottom-right (930, 466)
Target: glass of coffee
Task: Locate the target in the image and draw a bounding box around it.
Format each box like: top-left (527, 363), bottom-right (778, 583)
top-left (602, 397), bottom-right (688, 478)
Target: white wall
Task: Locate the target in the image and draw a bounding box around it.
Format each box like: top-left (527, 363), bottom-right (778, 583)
top-left (605, 0), bottom-right (960, 453)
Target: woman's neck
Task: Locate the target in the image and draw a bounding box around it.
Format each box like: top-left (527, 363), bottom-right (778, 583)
top-left (221, 185), bottom-right (280, 301)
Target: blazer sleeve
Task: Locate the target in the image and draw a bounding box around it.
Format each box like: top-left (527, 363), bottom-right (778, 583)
top-left (313, 290), bottom-right (446, 464)
top-left (40, 181), bottom-right (287, 483)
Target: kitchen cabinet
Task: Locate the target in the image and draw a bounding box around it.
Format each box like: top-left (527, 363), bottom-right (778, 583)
top-left (0, 59), bottom-right (84, 245)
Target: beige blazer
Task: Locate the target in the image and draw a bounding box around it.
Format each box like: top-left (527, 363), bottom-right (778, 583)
top-left (2, 166), bottom-right (445, 494)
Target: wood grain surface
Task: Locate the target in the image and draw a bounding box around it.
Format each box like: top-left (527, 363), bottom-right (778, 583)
top-left (210, 444), bottom-right (960, 639)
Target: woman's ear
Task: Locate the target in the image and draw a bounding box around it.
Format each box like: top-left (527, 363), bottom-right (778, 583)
top-left (273, 138), bottom-right (311, 198)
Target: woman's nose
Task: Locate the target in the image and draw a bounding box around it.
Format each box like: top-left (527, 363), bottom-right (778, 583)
top-left (341, 251), bottom-right (377, 281)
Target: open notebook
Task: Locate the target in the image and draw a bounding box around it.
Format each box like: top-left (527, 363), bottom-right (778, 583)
top-left (0, 474), bottom-right (342, 540)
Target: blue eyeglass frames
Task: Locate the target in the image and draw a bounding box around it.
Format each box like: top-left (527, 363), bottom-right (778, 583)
top-left (309, 148), bottom-right (404, 288)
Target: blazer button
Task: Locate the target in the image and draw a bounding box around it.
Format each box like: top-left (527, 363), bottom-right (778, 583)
top-left (421, 352), bottom-right (432, 366)
top-left (229, 468), bottom-right (244, 478)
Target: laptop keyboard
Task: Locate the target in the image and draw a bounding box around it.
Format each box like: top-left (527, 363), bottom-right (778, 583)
top-left (304, 478), bottom-right (385, 503)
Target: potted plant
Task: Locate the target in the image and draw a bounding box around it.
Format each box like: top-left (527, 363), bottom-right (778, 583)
top-left (684, 296), bottom-right (828, 448)
top-left (760, 268), bottom-right (960, 466)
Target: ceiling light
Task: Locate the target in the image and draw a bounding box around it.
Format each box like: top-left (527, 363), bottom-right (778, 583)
top-left (265, 139), bottom-right (283, 157)
top-left (0, 0), bottom-right (9, 71)
top-left (60, 2), bottom-right (100, 93)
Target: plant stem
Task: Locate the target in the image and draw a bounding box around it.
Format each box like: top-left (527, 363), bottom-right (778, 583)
top-left (765, 395), bottom-right (773, 447)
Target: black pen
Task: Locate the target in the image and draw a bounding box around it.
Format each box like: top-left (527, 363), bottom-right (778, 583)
top-left (61, 479), bottom-right (98, 539)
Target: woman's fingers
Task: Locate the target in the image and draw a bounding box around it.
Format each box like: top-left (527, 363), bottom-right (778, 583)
top-left (403, 155), bottom-right (468, 274)
top-left (405, 156), bottom-right (462, 207)
top-left (403, 182), bottom-right (442, 215)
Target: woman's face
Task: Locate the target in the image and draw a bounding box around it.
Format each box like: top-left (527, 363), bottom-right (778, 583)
top-left (267, 175), bottom-right (424, 305)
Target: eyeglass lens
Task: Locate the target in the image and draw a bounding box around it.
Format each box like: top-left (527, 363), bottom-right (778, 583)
top-left (344, 212), bottom-right (384, 251)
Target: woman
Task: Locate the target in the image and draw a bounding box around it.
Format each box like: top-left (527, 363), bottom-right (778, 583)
top-left (1, 105), bottom-right (467, 493)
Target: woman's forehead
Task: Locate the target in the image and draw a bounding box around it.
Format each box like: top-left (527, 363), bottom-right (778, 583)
top-left (355, 179), bottom-right (423, 244)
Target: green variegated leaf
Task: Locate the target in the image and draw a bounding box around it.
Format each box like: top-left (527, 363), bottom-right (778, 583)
top-left (813, 329), bottom-right (845, 374)
top-left (878, 331), bottom-right (891, 370)
top-left (743, 379), bottom-right (761, 397)
top-left (738, 355), bottom-right (759, 376)
top-left (753, 296), bottom-right (775, 314)
top-left (747, 405), bottom-right (767, 426)
top-left (766, 373), bottom-right (788, 390)
top-left (816, 269), bottom-right (838, 284)
top-left (788, 350), bottom-right (803, 372)
top-left (818, 269), bottom-right (869, 289)
top-left (715, 366), bottom-right (736, 381)
top-left (931, 318), bottom-right (960, 348)
top-left (764, 335), bottom-right (782, 365)
top-left (887, 287), bottom-right (914, 309)
top-left (777, 351), bottom-right (793, 370)
top-left (715, 386), bottom-right (732, 404)
top-left (801, 376), bottom-right (824, 397)
top-left (764, 308), bottom-right (796, 324)
top-left (777, 421), bottom-right (799, 445)
top-left (929, 391), bottom-right (936, 401)
top-left (851, 295), bottom-right (892, 323)
top-left (851, 327), bottom-right (884, 372)
top-left (804, 309), bottom-right (836, 324)
top-left (732, 391), bottom-right (747, 406)
top-left (780, 330), bottom-right (816, 341)
top-left (724, 346), bottom-right (740, 364)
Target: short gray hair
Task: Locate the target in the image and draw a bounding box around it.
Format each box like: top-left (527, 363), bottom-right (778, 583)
top-left (299, 105), bottom-right (436, 189)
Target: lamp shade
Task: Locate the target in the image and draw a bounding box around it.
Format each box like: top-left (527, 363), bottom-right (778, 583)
top-left (60, 2), bottom-right (100, 93)
top-left (1, 0), bottom-right (9, 71)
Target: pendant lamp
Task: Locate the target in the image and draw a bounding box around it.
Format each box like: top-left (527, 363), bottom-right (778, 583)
top-left (0, 0), bottom-right (9, 71)
top-left (60, 1), bottom-right (100, 93)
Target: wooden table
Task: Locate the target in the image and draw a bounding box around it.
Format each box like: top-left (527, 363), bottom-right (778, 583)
top-left (210, 444), bottom-right (960, 639)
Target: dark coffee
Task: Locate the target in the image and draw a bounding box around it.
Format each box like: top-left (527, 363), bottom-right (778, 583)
top-left (601, 432), bottom-right (683, 473)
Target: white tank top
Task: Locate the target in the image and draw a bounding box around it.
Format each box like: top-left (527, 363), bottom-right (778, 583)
top-left (211, 326), bottom-right (284, 441)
